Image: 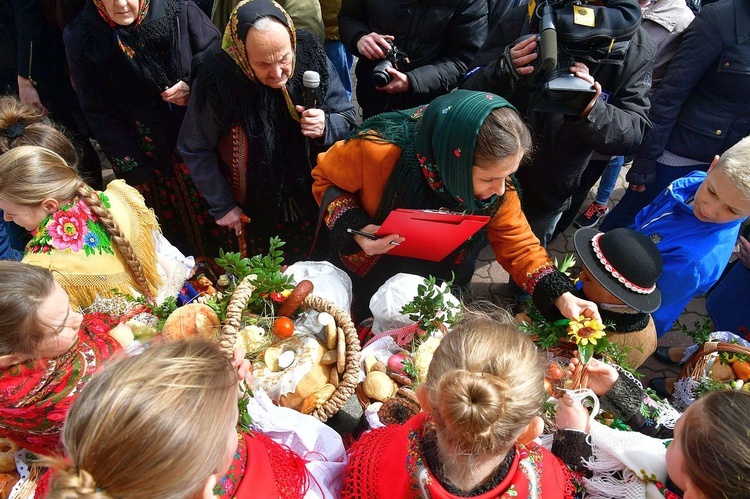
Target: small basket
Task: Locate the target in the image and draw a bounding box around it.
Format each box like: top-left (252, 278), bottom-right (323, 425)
top-left (678, 341), bottom-right (750, 381)
top-left (218, 275), bottom-right (361, 422)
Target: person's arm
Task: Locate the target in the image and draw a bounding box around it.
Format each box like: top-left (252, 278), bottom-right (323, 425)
top-left (64, 27), bottom-right (156, 185)
top-left (177, 90), bottom-right (238, 222)
top-left (486, 187), bottom-right (599, 321)
top-left (318, 58), bottom-right (356, 146)
top-left (0, 218), bottom-right (23, 261)
top-left (185, 0), bottom-right (221, 66)
top-left (13, 0), bottom-right (48, 112)
top-left (405, 0), bottom-right (488, 97)
top-left (627, 5), bottom-right (723, 187)
top-left (567, 35), bottom-right (655, 159)
top-left (337, 0), bottom-right (372, 56)
top-left (459, 7), bottom-right (526, 98)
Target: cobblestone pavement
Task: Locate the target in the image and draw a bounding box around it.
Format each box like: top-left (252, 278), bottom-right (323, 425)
top-left (468, 170), bottom-right (703, 387)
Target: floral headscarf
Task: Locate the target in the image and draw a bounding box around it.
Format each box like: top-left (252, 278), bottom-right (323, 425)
top-left (93, 0), bottom-right (151, 28)
top-left (222, 0), bottom-right (299, 121)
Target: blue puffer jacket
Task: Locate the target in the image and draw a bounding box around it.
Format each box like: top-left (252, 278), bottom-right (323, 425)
top-left (628, 0), bottom-right (750, 182)
top-left (633, 171), bottom-right (744, 336)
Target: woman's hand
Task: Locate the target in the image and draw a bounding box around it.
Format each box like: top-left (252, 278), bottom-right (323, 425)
top-left (356, 33), bottom-right (394, 60)
top-left (510, 35), bottom-right (538, 76)
top-left (17, 75), bottom-right (48, 114)
top-left (555, 393), bottom-right (590, 432)
top-left (161, 81), bottom-right (190, 106)
top-left (352, 223), bottom-right (405, 256)
top-left (569, 62), bottom-right (601, 118)
top-left (216, 206), bottom-right (245, 236)
top-left (567, 355), bottom-right (618, 396)
top-left (295, 105), bottom-right (326, 138)
top-left (554, 291), bottom-right (601, 321)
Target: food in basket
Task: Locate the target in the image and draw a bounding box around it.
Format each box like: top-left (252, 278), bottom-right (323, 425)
top-left (388, 352), bottom-right (412, 375)
top-left (234, 324), bottom-right (271, 353)
top-left (708, 361), bottom-right (735, 382)
top-left (161, 303), bottom-right (220, 340)
top-left (363, 371), bottom-right (398, 402)
top-left (731, 359), bottom-right (750, 382)
top-left (0, 472), bottom-right (19, 499)
top-left (273, 317), bottom-right (295, 339)
top-left (377, 387), bottom-right (421, 425)
top-left (300, 384), bottom-right (336, 414)
top-left (276, 280), bottom-right (314, 317)
top-left (0, 438), bottom-right (18, 473)
top-left (253, 335), bottom-right (333, 412)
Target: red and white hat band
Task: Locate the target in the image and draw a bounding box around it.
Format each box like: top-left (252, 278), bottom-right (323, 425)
top-left (591, 233), bottom-right (656, 295)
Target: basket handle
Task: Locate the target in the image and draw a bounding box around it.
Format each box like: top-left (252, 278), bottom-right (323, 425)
top-left (217, 275), bottom-right (257, 358)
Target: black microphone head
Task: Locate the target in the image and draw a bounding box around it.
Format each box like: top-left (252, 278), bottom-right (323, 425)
top-left (303, 71), bottom-right (320, 89)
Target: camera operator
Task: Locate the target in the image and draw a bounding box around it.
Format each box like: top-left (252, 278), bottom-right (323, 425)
top-left (461, 0), bottom-right (655, 248)
top-left (339, 0), bottom-right (488, 119)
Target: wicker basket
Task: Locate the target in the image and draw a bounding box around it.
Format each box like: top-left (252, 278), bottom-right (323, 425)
top-left (678, 341), bottom-right (750, 381)
top-left (218, 275), bottom-right (361, 422)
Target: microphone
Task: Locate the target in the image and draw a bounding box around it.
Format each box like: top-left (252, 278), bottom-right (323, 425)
top-left (539, 4), bottom-right (558, 74)
top-left (303, 70), bottom-right (320, 109)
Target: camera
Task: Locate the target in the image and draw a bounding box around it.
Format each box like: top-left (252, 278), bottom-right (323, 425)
top-left (371, 40), bottom-right (410, 87)
top-left (510, 0), bottom-right (641, 115)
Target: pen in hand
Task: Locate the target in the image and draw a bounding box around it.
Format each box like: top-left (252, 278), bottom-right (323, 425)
top-left (347, 228), bottom-right (400, 245)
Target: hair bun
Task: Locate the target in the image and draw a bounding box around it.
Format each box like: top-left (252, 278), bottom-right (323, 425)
top-left (436, 369), bottom-right (507, 448)
top-left (0, 122), bottom-right (26, 140)
top-left (49, 466), bottom-right (102, 496)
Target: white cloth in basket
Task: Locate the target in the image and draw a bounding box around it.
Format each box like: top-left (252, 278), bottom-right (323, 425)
top-left (248, 389), bottom-right (347, 498)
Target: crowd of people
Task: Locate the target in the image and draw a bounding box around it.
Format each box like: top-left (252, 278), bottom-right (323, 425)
top-left (1, 0), bottom-right (749, 497)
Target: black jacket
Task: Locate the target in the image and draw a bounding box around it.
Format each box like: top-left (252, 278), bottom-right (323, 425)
top-left (461, 5), bottom-right (655, 219)
top-left (339, 0), bottom-right (487, 118)
top-left (629, 0), bottom-right (750, 183)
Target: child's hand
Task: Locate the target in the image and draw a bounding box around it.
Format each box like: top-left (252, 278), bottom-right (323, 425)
top-left (735, 236), bottom-right (750, 269)
top-left (555, 393), bottom-right (590, 432)
top-left (232, 349), bottom-right (254, 390)
top-left (554, 292), bottom-right (601, 321)
top-left (567, 355), bottom-right (618, 396)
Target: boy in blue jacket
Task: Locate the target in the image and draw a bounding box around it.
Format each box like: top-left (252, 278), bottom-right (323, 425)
top-left (632, 136), bottom-right (750, 337)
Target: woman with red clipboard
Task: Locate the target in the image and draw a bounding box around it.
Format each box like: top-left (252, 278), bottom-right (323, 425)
top-left (313, 89), bottom-right (599, 323)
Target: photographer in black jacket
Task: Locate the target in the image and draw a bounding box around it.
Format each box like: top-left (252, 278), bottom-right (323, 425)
top-left (339, 0), bottom-right (488, 119)
top-left (462, 0), bottom-right (655, 247)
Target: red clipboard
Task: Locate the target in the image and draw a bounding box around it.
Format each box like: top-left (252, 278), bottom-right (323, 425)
top-left (375, 209), bottom-right (490, 261)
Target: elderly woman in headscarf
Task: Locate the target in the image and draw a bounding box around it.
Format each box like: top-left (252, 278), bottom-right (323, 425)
top-left (64, 0), bottom-right (223, 257)
top-left (313, 89), bottom-right (600, 322)
top-left (178, 0), bottom-right (355, 262)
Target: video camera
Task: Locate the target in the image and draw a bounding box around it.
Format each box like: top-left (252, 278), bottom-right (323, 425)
top-left (371, 39), bottom-right (410, 88)
top-left (510, 0), bottom-right (642, 115)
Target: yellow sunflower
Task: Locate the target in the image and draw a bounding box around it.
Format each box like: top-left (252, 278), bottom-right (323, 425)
top-left (567, 315), bottom-right (606, 346)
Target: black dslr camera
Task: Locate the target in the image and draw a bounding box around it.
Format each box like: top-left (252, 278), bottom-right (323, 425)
top-left (371, 40), bottom-right (410, 87)
top-left (508, 0), bottom-right (641, 115)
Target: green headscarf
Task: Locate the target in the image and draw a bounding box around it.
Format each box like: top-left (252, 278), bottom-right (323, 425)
top-left (414, 90), bottom-right (517, 211)
top-left (360, 90), bottom-right (518, 218)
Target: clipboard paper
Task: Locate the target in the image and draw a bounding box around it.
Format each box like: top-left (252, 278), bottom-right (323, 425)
top-left (375, 209), bottom-right (490, 261)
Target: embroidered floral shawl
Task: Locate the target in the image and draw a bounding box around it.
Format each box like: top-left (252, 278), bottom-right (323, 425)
top-left (0, 315), bottom-right (121, 456)
top-left (21, 180), bottom-right (162, 308)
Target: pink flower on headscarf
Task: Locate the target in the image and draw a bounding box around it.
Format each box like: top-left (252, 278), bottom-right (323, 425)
top-left (48, 211), bottom-right (87, 251)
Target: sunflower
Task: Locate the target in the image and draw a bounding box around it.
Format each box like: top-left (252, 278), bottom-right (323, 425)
top-left (567, 316), bottom-right (606, 346)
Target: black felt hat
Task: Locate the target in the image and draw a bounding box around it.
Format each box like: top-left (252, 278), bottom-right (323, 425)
top-left (574, 227), bottom-right (663, 313)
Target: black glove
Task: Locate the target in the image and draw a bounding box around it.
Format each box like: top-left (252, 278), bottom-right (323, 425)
top-left (625, 157), bottom-right (657, 185)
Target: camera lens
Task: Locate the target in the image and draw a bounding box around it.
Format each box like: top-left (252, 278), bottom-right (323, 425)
top-left (372, 59), bottom-right (394, 87)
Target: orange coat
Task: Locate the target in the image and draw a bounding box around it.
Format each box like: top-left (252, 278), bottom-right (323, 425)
top-left (313, 138), bottom-right (553, 290)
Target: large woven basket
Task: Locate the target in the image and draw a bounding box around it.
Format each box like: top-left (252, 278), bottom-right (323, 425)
top-left (218, 275), bottom-right (361, 422)
top-left (679, 341), bottom-right (750, 381)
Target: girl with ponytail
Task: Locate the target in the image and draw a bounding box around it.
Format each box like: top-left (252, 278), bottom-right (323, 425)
top-left (342, 311), bottom-right (579, 498)
top-left (0, 145), bottom-right (192, 308)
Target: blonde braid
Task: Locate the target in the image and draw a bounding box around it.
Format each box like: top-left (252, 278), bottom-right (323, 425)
top-left (76, 182), bottom-right (155, 302)
top-left (46, 465), bottom-right (111, 499)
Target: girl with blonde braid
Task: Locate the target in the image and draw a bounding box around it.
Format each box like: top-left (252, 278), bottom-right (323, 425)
top-left (0, 145), bottom-right (192, 308)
